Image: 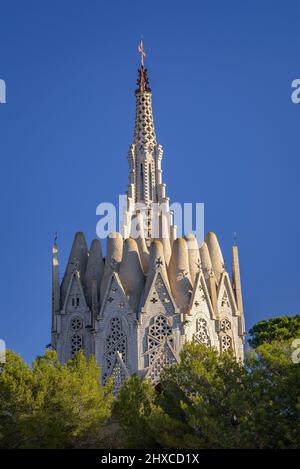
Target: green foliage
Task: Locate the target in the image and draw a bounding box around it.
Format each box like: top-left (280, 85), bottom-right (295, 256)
top-left (117, 342), bottom-right (300, 449)
top-left (1, 320), bottom-right (300, 449)
top-left (244, 341), bottom-right (300, 448)
top-left (115, 375), bottom-right (160, 448)
top-left (248, 314), bottom-right (300, 348)
top-left (0, 350), bottom-right (114, 448)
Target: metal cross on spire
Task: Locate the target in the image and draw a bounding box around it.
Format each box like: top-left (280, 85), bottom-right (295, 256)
top-left (136, 39), bottom-right (151, 93)
top-left (138, 39), bottom-right (146, 67)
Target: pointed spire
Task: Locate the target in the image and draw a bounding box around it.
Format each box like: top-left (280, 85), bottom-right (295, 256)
top-left (133, 82), bottom-right (156, 147)
top-left (161, 234), bottom-right (172, 268)
top-left (136, 66), bottom-right (151, 94)
top-left (205, 232), bottom-right (225, 284)
top-left (61, 232), bottom-right (88, 303)
top-left (199, 241), bottom-right (212, 276)
top-left (133, 41), bottom-right (156, 147)
top-left (144, 239), bottom-right (169, 298)
top-left (231, 244), bottom-right (244, 316)
top-left (123, 43), bottom-right (174, 241)
top-left (100, 232), bottom-right (123, 300)
top-left (199, 240), bottom-right (218, 317)
top-left (184, 233), bottom-right (200, 287)
top-left (84, 239), bottom-right (105, 306)
top-left (168, 238), bottom-right (192, 312)
top-left (119, 238), bottom-right (145, 312)
top-left (134, 212), bottom-right (150, 274)
top-left (52, 236), bottom-right (60, 333)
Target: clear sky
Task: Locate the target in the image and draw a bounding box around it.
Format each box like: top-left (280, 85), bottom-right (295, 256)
top-left (0, 0), bottom-right (299, 363)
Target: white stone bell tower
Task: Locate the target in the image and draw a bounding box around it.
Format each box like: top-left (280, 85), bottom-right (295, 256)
top-left (122, 41), bottom-right (175, 245)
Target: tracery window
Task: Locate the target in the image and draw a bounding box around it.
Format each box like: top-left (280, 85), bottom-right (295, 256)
top-left (149, 314), bottom-right (172, 341)
top-left (103, 317), bottom-right (127, 381)
top-left (71, 317), bottom-right (82, 331)
top-left (148, 345), bottom-right (175, 384)
top-left (194, 318), bottom-right (211, 346)
top-left (71, 334), bottom-right (82, 357)
top-left (220, 318), bottom-right (232, 352)
top-left (221, 334), bottom-right (232, 352)
top-left (220, 318), bottom-right (231, 332)
top-left (147, 314), bottom-right (173, 366)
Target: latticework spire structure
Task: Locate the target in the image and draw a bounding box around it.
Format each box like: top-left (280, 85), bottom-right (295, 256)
top-left (122, 45), bottom-right (174, 242)
top-left (134, 70), bottom-right (157, 147)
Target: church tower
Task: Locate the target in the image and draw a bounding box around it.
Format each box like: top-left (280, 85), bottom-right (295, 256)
top-left (51, 44), bottom-right (245, 392)
top-left (122, 41), bottom-right (174, 244)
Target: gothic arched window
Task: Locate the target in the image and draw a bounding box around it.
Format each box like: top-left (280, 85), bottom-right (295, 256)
top-left (194, 318), bottom-right (211, 346)
top-left (220, 318), bottom-right (233, 352)
top-left (221, 334), bottom-right (232, 352)
top-left (103, 317), bottom-right (127, 381)
top-left (146, 314), bottom-right (176, 384)
top-left (147, 314), bottom-right (173, 365)
top-left (149, 315), bottom-right (172, 341)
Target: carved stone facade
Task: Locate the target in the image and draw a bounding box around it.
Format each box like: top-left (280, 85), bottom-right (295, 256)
top-left (51, 58), bottom-right (245, 392)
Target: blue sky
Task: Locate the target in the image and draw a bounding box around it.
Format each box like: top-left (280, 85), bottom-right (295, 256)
top-left (0, 0), bottom-right (299, 363)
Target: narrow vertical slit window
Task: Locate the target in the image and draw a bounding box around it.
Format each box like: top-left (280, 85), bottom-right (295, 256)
top-left (140, 163), bottom-right (144, 200)
top-left (149, 163), bottom-right (153, 200)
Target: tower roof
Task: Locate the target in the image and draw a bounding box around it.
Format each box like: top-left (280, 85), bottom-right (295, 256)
top-left (136, 66), bottom-right (151, 94)
top-left (133, 41), bottom-right (157, 147)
